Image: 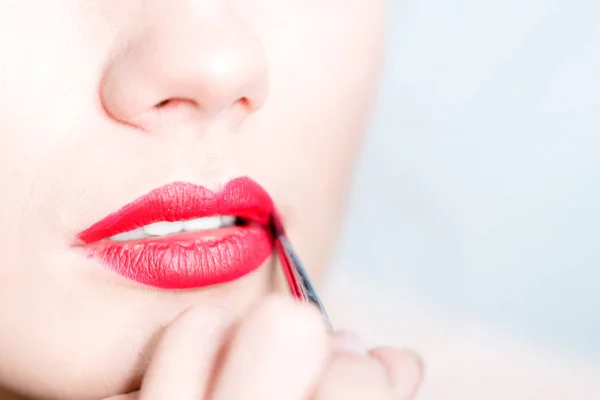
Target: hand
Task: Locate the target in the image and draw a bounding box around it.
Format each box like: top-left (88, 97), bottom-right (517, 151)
top-left (106, 295), bottom-right (423, 400)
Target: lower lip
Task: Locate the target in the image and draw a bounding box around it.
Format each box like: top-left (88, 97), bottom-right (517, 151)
top-left (82, 225), bottom-right (273, 289)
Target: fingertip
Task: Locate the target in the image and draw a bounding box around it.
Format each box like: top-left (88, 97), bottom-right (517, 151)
top-left (370, 347), bottom-right (424, 400)
top-left (158, 305), bottom-right (237, 352)
top-left (253, 294), bottom-right (329, 351)
top-left (172, 304), bottom-right (236, 331)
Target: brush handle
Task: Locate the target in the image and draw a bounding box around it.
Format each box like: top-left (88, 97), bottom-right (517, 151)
top-left (270, 213), bottom-right (332, 330)
top-left (278, 235), bottom-right (333, 331)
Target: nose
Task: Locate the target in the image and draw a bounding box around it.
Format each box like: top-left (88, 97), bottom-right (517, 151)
top-left (100, 2), bottom-right (269, 129)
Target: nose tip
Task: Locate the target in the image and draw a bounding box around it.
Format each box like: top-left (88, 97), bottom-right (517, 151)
top-left (100, 7), bottom-right (269, 128)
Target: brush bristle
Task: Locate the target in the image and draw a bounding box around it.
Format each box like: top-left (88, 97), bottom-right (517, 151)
top-left (269, 211), bottom-right (286, 237)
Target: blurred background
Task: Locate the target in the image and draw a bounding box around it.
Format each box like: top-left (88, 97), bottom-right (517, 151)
top-left (329, 0), bottom-right (599, 376)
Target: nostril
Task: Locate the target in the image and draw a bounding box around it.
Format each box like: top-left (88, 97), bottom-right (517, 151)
top-left (153, 98), bottom-right (198, 111)
top-left (153, 96), bottom-right (254, 118)
top-left (239, 97), bottom-right (251, 110)
top-left (155, 99), bottom-right (172, 108)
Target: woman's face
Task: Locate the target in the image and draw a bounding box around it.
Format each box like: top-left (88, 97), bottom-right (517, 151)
top-left (0, 1), bottom-right (386, 398)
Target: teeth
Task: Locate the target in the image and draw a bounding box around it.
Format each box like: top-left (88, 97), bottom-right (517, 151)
top-left (110, 228), bottom-right (146, 242)
top-left (182, 216), bottom-right (235, 232)
top-left (108, 216), bottom-right (238, 242)
top-left (143, 221), bottom-right (184, 237)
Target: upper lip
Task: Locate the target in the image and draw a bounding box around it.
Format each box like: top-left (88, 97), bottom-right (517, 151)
top-left (77, 177), bottom-right (274, 244)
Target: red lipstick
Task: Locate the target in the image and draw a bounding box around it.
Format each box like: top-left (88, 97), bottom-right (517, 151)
top-left (77, 177), bottom-right (274, 289)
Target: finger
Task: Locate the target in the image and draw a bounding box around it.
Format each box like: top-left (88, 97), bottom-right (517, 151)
top-left (210, 295), bottom-right (329, 400)
top-left (370, 347), bottom-right (424, 400)
top-left (103, 393), bottom-right (139, 400)
top-left (139, 306), bottom-right (236, 400)
top-left (312, 352), bottom-right (395, 400)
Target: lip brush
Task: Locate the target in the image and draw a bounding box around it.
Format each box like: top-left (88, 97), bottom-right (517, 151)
top-left (269, 214), bottom-right (333, 331)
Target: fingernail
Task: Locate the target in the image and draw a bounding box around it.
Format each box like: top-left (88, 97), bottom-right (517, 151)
top-left (395, 351), bottom-right (424, 400)
top-left (331, 331), bottom-right (369, 356)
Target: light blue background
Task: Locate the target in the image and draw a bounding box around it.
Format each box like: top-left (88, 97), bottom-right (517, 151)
top-left (332, 0), bottom-right (600, 363)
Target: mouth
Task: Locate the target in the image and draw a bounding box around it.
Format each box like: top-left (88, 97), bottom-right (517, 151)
top-left (76, 177), bottom-right (274, 290)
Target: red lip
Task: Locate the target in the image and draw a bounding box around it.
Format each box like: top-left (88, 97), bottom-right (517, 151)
top-left (77, 177), bottom-right (274, 289)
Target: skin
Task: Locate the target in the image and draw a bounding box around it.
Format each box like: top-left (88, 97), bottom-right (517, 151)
top-left (0, 1), bottom-right (422, 399)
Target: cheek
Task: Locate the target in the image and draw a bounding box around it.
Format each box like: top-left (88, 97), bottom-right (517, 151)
top-left (0, 6), bottom-right (134, 395)
top-left (0, 5), bottom-right (104, 281)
